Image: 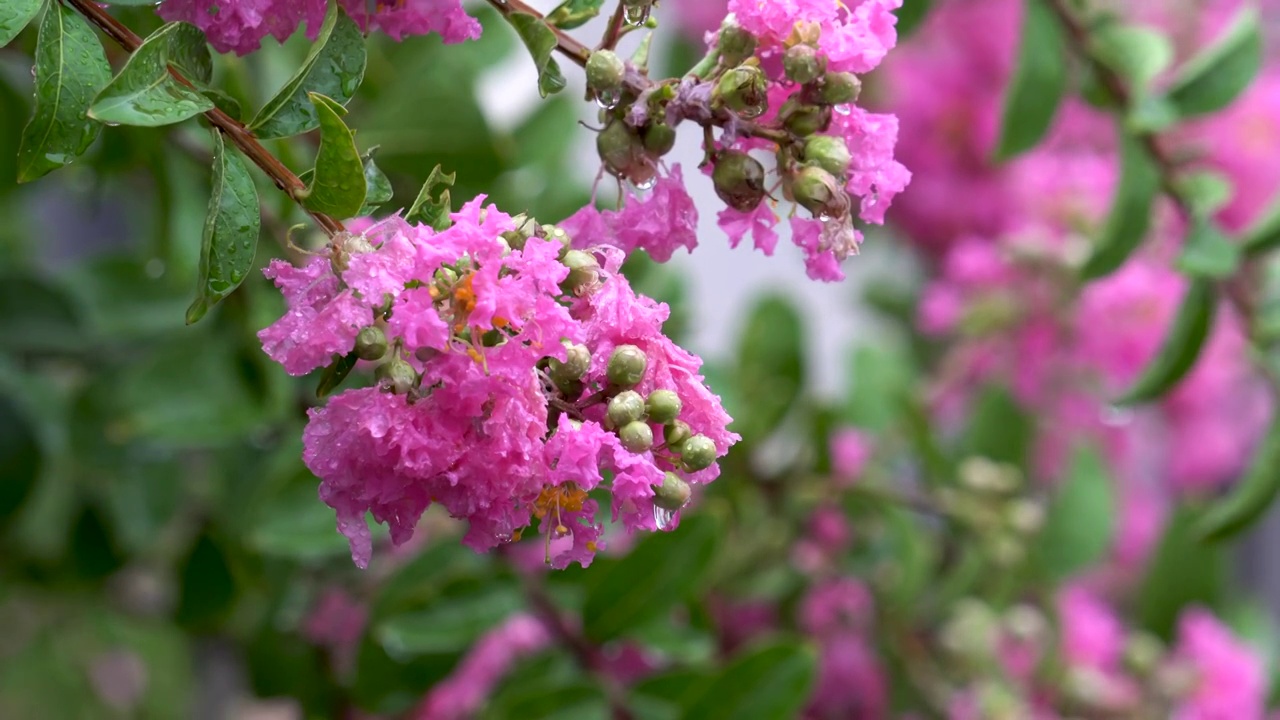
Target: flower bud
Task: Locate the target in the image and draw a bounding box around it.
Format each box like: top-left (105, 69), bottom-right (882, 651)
top-left (1123, 633), bottom-right (1164, 676)
top-left (354, 325), bottom-right (389, 361)
top-left (549, 342), bottom-right (591, 384)
top-left (645, 389), bottom-right (681, 424)
top-left (654, 471), bottom-right (692, 510)
top-left (586, 50), bottom-right (626, 94)
top-left (375, 356), bottom-right (419, 395)
top-left (1004, 498), bottom-right (1044, 535)
top-left (719, 25), bottom-right (757, 66)
top-left (711, 150), bottom-right (766, 212)
top-left (606, 344), bottom-right (648, 388)
top-left (789, 165), bottom-right (848, 219)
top-left (714, 65), bottom-right (769, 118)
top-left (642, 122), bottom-right (677, 157)
top-left (803, 135), bottom-right (852, 177)
top-left (779, 99), bottom-right (830, 136)
top-left (538, 223), bottom-right (573, 258)
top-left (680, 434), bottom-right (717, 471)
top-left (664, 420), bottom-right (692, 449)
top-left (784, 44), bottom-right (826, 84)
top-left (607, 390), bottom-right (646, 426)
top-left (619, 420), bottom-right (654, 452)
top-left (817, 71), bottom-right (862, 105)
top-left (597, 120), bottom-right (645, 179)
top-left (561, 250), bottom-right (600, 295)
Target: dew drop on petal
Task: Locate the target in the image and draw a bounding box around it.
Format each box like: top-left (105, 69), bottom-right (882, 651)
top-left (653, 505), bottom-right (677, 530)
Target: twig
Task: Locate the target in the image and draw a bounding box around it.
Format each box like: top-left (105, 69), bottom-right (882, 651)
top-left (597, 1), bottom-right (627, 51)
top-left (483, 0), bottom-right (592, 67)
top-left (64, 0), bottom-right (345, 238)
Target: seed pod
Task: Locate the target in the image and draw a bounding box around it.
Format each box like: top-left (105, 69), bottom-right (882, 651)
top-left (803, 135), bottom-right (853, 177)
top-left (779, 98), bottom-right (830, 136)
top-left (783, 44), bottom-right (826, 85)
top-left (714, 65), bottom-right (769, 118)
top-left (817, 71), bottom-right (862, 105)
top-left (789, 165), bottom-right (849, 219)
top-left (653, 471), bottom-right (692, 510)
top-left (711, 150), bottom-right (766, 212)
top-left (375, 356), bottom-right (419, 395)
top-left (642, 122), bottom-right (677, 157)
top-left (354, 325), bottom-right (389, 361)
top-left (718, 25), bottom-right (757, 66)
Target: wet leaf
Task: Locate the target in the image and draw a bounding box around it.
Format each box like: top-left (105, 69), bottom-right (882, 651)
top-left (507, 12), bottom-right (567, 97)
top-left (1080, 128), bottom-right (1160, 279)
top-left (88, 22), bottom-right (214, 127)
top-left (302, 92), bottom-right (366, 219)
top-left (186, 129), bottom-right (260, 324)
top-left (993, 0), bottom-right (1066, 159)
top-left (405, 164), bottom-right (456, 230)
top-left (0, 0), bottom-right (42, 46)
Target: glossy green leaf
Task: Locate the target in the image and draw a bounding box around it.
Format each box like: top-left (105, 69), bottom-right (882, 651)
top-left (0, 0), bottom-right (41, 46)
top-left (1089, 23), bottom-right (1173, 91)
top-left (1197, 414), bottom-right (1280, 542)
top-left (895, 0), bottom-right (935, 38)
top-left (957, 384), bottom-right (1034, 469)
top-left (732, 295), bottom-right (805, 443)
top-left (1165, 7), bottom-right (1262, 118)
top-left (1176, 218), bottom-right (1241, 279)
top-left (377, 585), bottom-right (523, 656)
top-left (316, 350), bottom-right (359, 397)
top-left (186, 130), bottom-right (260, 324)
top-left (1176, 170), bottom-right (1234, 218)
top-left (583, 514), bottom-right (717, 642)
top-left (248, 484), bottom-right (356, 560)
top-left (175, 531), bottom-right (237, 628)
top-left (682, 641), bottom-right (818, 720)
top-left (1242, 192), bottom-right (1280, 255)
top-left (405, 164), bottom-right (457, 230)
top-left (993, 0), bottom-right (1066, 160)
top-left (16, 1), bottom-right (111, 182)
top-left (1136, 506), bottom-right (1225, 639)
top-left (357, 147), bottom-right (393, 215)
top-left (1080, 129), bottom-right (1161, 279)
top-left (249, 4), bottom-right (366, 139)
top-left (1035, 446), bottom-right (1115, 579)
top-left (302, 92), bottom-right (366, 219)
top-left (88, 22), bottom-right (214, 127)
top-left (546, 0), bottom-right (607, 29)
top-left (1114, 278), bottom-right (1215, 405)
top-left (507, 12), bottom-right (567, 97)
top-left (165, 21), bottom-right (212, 84)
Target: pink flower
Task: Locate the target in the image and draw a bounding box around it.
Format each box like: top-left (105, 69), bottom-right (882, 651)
top-left (718, 203), bottom-right (780, 255)
top-left (416, 613), bottom-right (551, 720)
top-left (1058, 586), bottom-right (1125, 671)
top-left (563, 166), bottom-right (699, 262)
top-left (830, 428), bottom-right (872, 482)
top-left (1172, 608), bottom-right (1267, 720)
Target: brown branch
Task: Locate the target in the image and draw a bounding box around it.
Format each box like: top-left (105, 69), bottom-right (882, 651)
top-left (597, 1), bottom-right (627, 52)
top-left (64, 0), bottom-right (344, 237)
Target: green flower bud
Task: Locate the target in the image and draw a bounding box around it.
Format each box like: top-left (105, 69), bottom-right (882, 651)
top-left (561, 250), bottom-right (600, 294)
top-left (817, 71), bottom-right (862, 105)
top-left (779, 98), bottom-right (830, 136)
top-left (354, 325), bottom-right (389, 361)
top-left (789, 165), bottom-right (849, 219)
top-left (711, 150), bottom-right (766, 212)
top-left (607, 390), bottom-right (646, 426)
top-left (1123, 632), bottom-right (1165, 676)
top-left (597, 120), bottom-right (645, 179)
top-left (803, 135), bottom-right (852, 177)
top-left (618, 420), bottom-right (654, 452)
top-left (783, 44), bottom-right (826, 85)
top-left (586, 50), bottom-right (626, 94)
top-left (606, 344), bottom-right (648, 388)
top-left (549, 342), bottom-right (591, 384)
top-left (642, 123), bottom-right (677, 157)
top-left (375, 356), bottom-right (419, 395)
top-left (664, 420), bottom-right (692, 449)
top-left (654, 471), bottom-right (692, 510)
top-left (718, 25), bottom-right (757, 66)
top-left (714, 65), bottom-right (769, 118)
top-left (645, 389), bottom-right (681, 424)
top-left (680, 434), bottom-right (717, 471)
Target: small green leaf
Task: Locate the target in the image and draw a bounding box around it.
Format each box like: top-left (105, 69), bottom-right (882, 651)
top-left (1035, 446), bottom-right (1115, 579)
top-left (1197, 414), bottom-right (1280, 542)
top-left (545, 0), bottom-right (606, 29)
top-left (507, 12), bottom-right (567, 97)
top-left (1136, 505), bottom-right (1225, 639)
top-left (165, 21), bottom-right (211, 83)
top-left (732, 295), bottom-right (805, 443)
top-left (249, 4), bottom-right (366, 139)
top-left (175, 531), bottom-right (237, 629)
top-left (1165, 7), bottom-right (1262, 119)
top-left (16, 1), bottom-right (111, 182)
top-left (957, 384), bottom-right (1034, 470)
top-left (302, 92), bottom-right (366, 219)
top-left (316, 351), bottom-right (359, 397)
top-left (993, 0), bottom-right (1066, 160)
top-left (583, 514), bottom-right (717, 642)
top-left (1114, 278), bottom-right (1216, 404)
top-left (0, 0), bottom-right (41, 46)
top-left (1080, 128), bottom-right (1161, 279)
top-left (1176, 218), bottom-right (1240, 279)
top-left (201, 89), bottom-right (242, 119)
top-left (357, 147), bottom-right (393, 216)
top-left (895, 0), bottom-right (935, 39)
top-left (377, 585), bottom-right (523, 656)
top-left (1089, 23), bottom-right (1173, 91)
top-left (405, 164), bottom-right (456, 230)
top-left (88, 22), bottom-right (214, 127)
top-left (186, 129), bottom-right (260, 324)
top-left (682, 641), bottom-right (818, 720)
top-left (1242, 192), bottom-right (1280, 255)
top-left (1176, 170), bottom-right (1234, 217)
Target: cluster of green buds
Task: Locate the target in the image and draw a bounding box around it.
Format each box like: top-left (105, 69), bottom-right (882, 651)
top-left (938, 458), bottom-right (1045, 568)
top-left (585, 47), bottom-right (677, 190)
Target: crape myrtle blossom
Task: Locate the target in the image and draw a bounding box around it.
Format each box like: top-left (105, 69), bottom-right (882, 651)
top-left (156, 0), bottom-right (480, 56)
top-left (258, 198), bottom-right (738, 569)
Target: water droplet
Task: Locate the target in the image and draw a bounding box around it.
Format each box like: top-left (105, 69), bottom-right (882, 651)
top-left (227, 244), bottom-right (237, 254)
top-left (817, 213), bottom-right (833, 222)
top-left (144, 258), bottom-right (165, 278)
top-left (623, 3), bottom-right (651, 25)
top-left (1101, 404), bottom-right (1133, 427)
top-left (834, 104), bottom-right (852, 116)
top-left (733, 104), bottom-right (765, 120)
top-left (595, 89), bottom-right (621, 110)
top-left (495, 532), bottom-right (512, 543)
top-left (653, 505), bottom-right (678, 530)
top-left (630, 176), bottom-right (656, 191)
top-left (103, 121), bottom-right (121, 128)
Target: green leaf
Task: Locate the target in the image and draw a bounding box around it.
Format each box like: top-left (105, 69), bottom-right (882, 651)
top-left (1197, 414), bottom-right (1280, 542)
top-left (165, 21), bottom-right (212, 83)
top-left (249, 4), bottom-right (367, 139)
top-left (377, 585), bottom-right (524, 656)
top-left (405, 164), bottom-right (457, 230)
top-left (186, 129), bottom-right (260, 324)
top-left (0, 272), bottom-right (84, 354)
top-left (507, 12), bottom-right (567, 97)
top-left (583, 514), bottom-right (718, 642)
top-left (682, 641), bottom-right (818, 720)
top-left (546, 0), bottom-right (607, 29)
top-left (248, 485), bottom-right (358, 560)
top-left (0, 394), bottom-right (41, 524)
top-left (357, 147), bottom-right (393, 216)
top-left (1175, 170), bottom-right (1234, 218)
top-left (1242, 192), bottom-right (1280, 255)
top-left (317, 350), bottom-right (359, 397)
top-left (16, 1), bottom-right (111, 182)
top-left (302, 92), bottom-right (366, 219)
top-left (1114, 278), bottom-right (1216, 404)
top-left (957, 384), bottom-right (1034, 469)
top-left (175, 531), bottom-right (237, 628)
top-left (0, 0), bottom-right (41, 46)
top-left (993, 0), bottom-right (1066, 160)
top-left (1165, 7), bottom-right (1262, 119)
top-left (1080, 128), bottom-right (1161, 279)
top-left (1089, 23), bottom-right (1173, 91)
top-left (88, 22), bottom-right (214, 127)
top-left (895, 0), bottom-right (934, 38)
top-left (1176, 218), bottom-right (1241, 279)
top-left (1035, 446), bottom-right (1115, 579)
top-left (732, 295), bottom-right (805, 443)
top-left (1136, 506), bottom-right (1226, 638)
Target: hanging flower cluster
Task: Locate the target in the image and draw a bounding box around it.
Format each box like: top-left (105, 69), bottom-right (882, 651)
top-left (257, 198), bottom-right (737, 569)
top-left (561, 0), bottom-right (911, 282)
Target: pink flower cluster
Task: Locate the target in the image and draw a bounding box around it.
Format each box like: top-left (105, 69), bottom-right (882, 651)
top-left (156, 0), bottom-right (480, 56)
top-left (258, 198), bottom-right (738, 569)
top-left (416, 613), bottom-right (551, 720)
